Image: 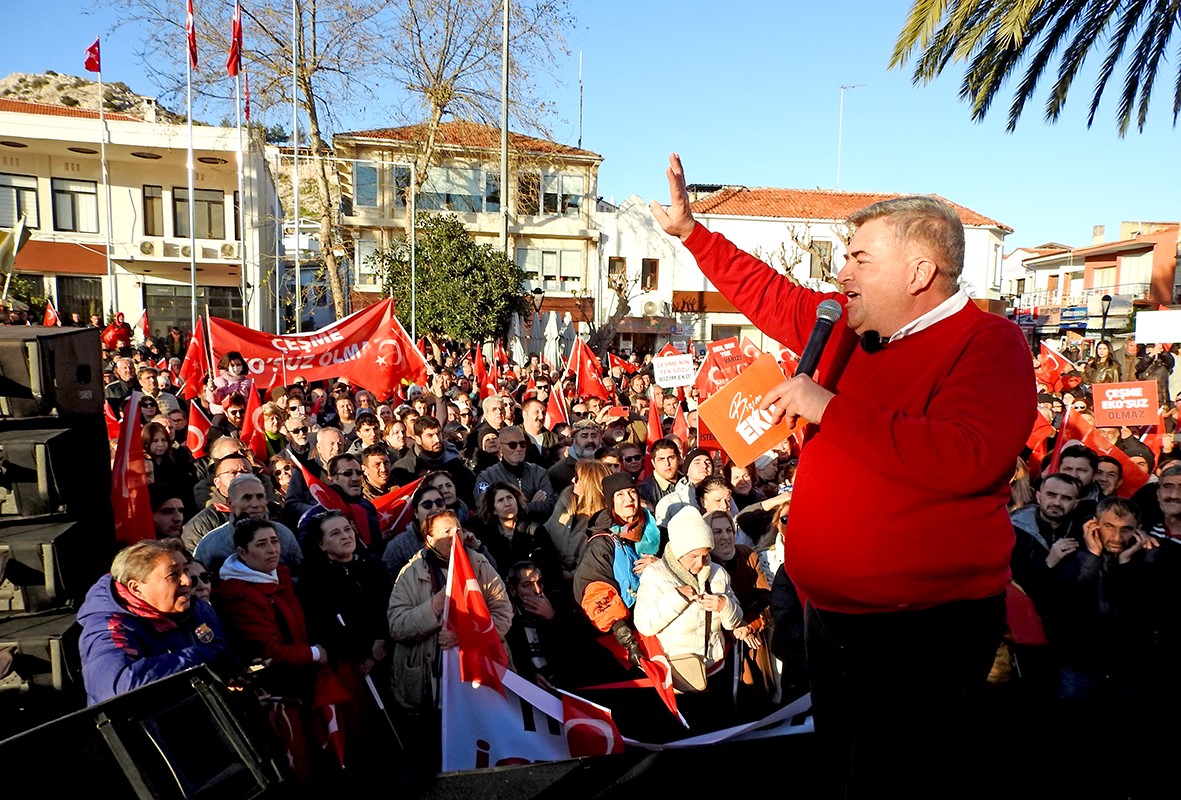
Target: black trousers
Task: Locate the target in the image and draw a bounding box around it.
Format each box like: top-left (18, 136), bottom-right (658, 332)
top-left (804, 594), bottom-right (1005, 800)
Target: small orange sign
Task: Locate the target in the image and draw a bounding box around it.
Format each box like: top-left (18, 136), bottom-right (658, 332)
top-left (1092, 381), bottom-right (1163, 428)
top-left (697, 353), bottom-right (791, 466)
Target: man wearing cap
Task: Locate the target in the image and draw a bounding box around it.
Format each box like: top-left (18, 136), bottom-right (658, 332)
top-left (547, 420), bottom-right (603, 491)
top-left (652, 153), bottom-right (1035, 797)
top-left (574, 472), bottom-right (663, 669)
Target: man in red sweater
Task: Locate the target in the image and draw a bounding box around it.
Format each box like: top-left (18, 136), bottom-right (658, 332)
top-left (652, 154), bottom-right (1035, 799)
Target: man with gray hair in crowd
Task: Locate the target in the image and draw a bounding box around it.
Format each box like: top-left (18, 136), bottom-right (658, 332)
top-left (194, 474), bottom-right (303, 576)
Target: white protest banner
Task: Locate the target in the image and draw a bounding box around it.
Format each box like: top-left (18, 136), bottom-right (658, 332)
top-left (1134, 310), bottom-right (1181, 344)
top-left (652, 353), bottom-right (696, 389)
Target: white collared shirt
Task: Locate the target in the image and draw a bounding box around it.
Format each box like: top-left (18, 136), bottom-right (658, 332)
top-left (887, 289), bottom-right (970, 344)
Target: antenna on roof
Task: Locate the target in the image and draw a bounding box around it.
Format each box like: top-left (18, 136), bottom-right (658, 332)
top-left (836, 83), bottom-right (865, 190)
top-left (578, 50), bottom-right (584, 150)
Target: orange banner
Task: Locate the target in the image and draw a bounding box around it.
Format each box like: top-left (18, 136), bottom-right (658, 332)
top-left (696, 353), bottom-right (791, 466)
top-left (1091, 380), bottom-right (1163, 428)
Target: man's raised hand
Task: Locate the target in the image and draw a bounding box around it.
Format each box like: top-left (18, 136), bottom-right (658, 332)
top-left (649, 152), bottom-right (697, 241)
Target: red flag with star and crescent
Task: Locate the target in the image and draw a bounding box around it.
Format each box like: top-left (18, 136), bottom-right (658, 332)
top-left (186, 0), bottom-right (198, 69)
top-left (1047, 407), bottom-right (1150, 498)
top-left (445, 539), bottom-right (508, 695)
top-left (111, 393), bottom-right (155, 546)
top-left (370, 478), bottom-right (422, 535)
top-left (1035, 342), bottom-right (1075, 393)
top-left (226, 0), bottom-right (242, 77)
top-left (42, 297), bottom-right (61, 327)
top-left (238, 381), bottom-right (267, 462)
top-left (178, 319), bottom-right (209, 400)
top-left (186, 402), bottom-right (212, 458)
top-left (84, 38), bottom-right (101, 73)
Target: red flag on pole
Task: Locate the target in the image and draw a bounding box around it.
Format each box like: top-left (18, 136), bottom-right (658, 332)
top-left (638, 385), bottom-right (665, 481)
top-left (186, 402), bottom-right (212, 458)
top-left (370, 478), bottom-right (422, 536)
top-left (238, 381), bottom-right (268, 463)
top-left (295, 457), bottom-right (347, 513)
top-left (445, 540), bottom-right (509, 695)
top-left (137, 309), bottom-right (150, 340)
top-left (606, 352), bottom-right (637, 374)
top-left (84, 38), bottom-right (101, 73)
top-left (178, 319), bottom-right (209, 400)
top-left (1047, 407), bottom-right (1150, 498)
top-left (111, 393), bottom-right (155, 546)
top-left (543, 382), bottom-right (569, 430)
top-left (311, 666), bottom-right (351, 768)
top-left (1035, 342), bottom-right (1075, 393)
top-left (103, 400), bottom-right (121, 440)
top-left (494, 339), bottom-right (509, 366)
top-left (186, 0), bottom-right (198, 69)
top-left (226, 0), bottom-right (242, 77)
top-left (571, 338), bottom-right (610, 401)
top-left (42, 298), bottom-right (61, 327)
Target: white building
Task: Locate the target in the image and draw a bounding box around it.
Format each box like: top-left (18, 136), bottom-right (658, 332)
top-left (0, 97), bottom-right (280, 333)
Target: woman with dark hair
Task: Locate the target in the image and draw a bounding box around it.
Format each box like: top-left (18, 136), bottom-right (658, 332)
top-left (142, 420), bottom-right (195, 510)
top-left (475, 481), bottom-right (560, 582)
top-left (726, 461), bottom-right (765, 507)
top-left (422, 470), bottom-right (470, 524)
top-left (1083, 339), bottom-right (1121, 387)
top-left (298, 511), bottom-right (391, 682)
top-left (268, 454), bottom-right (295, 501)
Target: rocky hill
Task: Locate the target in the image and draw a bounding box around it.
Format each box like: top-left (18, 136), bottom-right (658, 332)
top-left (0, 71), bottom-right (186, 123)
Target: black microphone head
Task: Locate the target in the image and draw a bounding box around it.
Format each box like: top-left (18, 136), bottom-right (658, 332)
top-left (816, 299), bottom-right (843, 324)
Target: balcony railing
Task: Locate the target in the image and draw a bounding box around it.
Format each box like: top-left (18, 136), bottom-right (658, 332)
top-left (1009, 282), bottom-right (1152, 308)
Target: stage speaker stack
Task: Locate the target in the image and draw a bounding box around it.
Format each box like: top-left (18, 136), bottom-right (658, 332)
top-left (0, 326), bottom-right (115, 739)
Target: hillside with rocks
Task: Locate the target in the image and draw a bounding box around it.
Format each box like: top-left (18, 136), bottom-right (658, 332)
top-left (0, 71), bottom-right (186, 123)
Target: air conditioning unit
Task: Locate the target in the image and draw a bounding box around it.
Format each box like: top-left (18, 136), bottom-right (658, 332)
top-left (220, 242), bottom-right (237, 258)
top-left (642, 301), bottom-right (659, 316)
top-left (181, 245), bottom-right (192, 258)
top-left (139, 240), bottom-right (155, 255)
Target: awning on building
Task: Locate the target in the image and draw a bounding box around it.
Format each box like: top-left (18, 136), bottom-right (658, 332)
top-left (15, 240), bottom-right (108, 275)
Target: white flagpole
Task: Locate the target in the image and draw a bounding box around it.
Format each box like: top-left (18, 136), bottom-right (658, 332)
top-left (291, 0), bottom-right (301, 333)
top-left (186, 54), bottom-right (198, 333)
top-left (235, 70), bottom-right (247, 324)
top-left (96, 64), bottom-right (116, 319)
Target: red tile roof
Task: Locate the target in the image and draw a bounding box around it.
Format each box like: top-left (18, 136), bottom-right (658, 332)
top-left (0, 97), bottom-right (141, 123)
top-left (337, 120), bottom-right (600, 159)
top-left (690, 186), bottom-right (1010, 231)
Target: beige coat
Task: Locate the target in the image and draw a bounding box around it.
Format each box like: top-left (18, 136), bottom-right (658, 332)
top-left (386, 547), bottom-right (513, 710)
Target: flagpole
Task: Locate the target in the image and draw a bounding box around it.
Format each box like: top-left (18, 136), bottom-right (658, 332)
top-left (410, 162), bottom-right (416, 341)
top-left (97, 62), bottom-right (116, 318)
top-left (235, 70), bottom-right (247, 325)
top-left (186, 48), bottom-right (198, 333)
top-left (291, 0), bottom-right (302, 333)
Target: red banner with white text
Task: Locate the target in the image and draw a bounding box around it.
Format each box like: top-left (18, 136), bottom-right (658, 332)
top-left (207, 299), bottom-right (426, 400)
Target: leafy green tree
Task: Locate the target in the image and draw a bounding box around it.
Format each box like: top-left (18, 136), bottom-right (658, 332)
top-left (371, 213), bottom-right (527, 340)
top-left (891, 0), bottom-right (1181, 135)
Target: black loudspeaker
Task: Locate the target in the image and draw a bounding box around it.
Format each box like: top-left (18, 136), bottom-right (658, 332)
top-left (0, 516), bottom-right (107, 612)
top-left (0, 417), bottom-right (114, 519)
top-left (0, 609), bottom-right (77, 694)
top-left (0, 327), bottom-right (103, 418)
top-left (0, 665), bottom-right (283, 798)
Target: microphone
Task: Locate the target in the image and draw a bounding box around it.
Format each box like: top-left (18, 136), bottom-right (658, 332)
top-left (794, 300), bottom-right (844, 378)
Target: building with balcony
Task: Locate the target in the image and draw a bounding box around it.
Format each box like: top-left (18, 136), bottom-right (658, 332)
top-left (589, 187), bottom-right (1011, 356)
top-left (333, 121), bottom-right (601, 324)
top-left (0, 98), bottom-right (280, 334)
top-left (1007, 222), bottom-right (1179, 343)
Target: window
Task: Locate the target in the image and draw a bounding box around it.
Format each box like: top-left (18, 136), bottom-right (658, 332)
top-left (419, 167), bottom-right (481, 212)
top-left (1092, 267), bottom-right (1116, 291)
top-left (516, 248), bottom-right (582, 291)
top-left (392, 165), bottom-right (411, 208)
top-left (516, 173), bottom-right (540, 215)
top-left (1015, 278), bottom-right (1026, 296)
top-left (56, 276), bottom-right (103, 320)
top-left (355, 238), bottom-right (380, 287)
top-left (144, 284), bottom-right (242, 331)
top-left (607, 257), bottom-right (626, 288)
top-left (143, 185), bottom-right (163, 236)
top-left (1047, 274), bottom-right (1060, 298)
top-left (173, 188), bottom-right (226, 239)
top-left (542, 174), bottom-right (584, 217)
top-left (52, 178), bottom-right (98, 233)
top-left (1120, 251), bottom-right (1152, 288)
top-left (641, 258), bottom-right (659, 291)
top-left (1, 173), bottom-right (39, 228)
top-left (233, 191), bottom-right (241, 241)
top-left (809, 241), bottom-right (833, 280)
top-left (354, 161), bottom-right (378, 207)
top-left (485, 173), bottom-right (501, 213)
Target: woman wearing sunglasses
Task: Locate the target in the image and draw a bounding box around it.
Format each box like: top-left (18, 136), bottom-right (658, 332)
top-left (380, 483), bottom-right (491, 580)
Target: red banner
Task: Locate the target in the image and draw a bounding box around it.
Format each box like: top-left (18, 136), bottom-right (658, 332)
top-left (208, 299), bottom-right (426, 400)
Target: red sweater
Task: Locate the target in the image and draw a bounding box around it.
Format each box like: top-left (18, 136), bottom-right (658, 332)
top-left (685, 225), bottom-right (1035, 613)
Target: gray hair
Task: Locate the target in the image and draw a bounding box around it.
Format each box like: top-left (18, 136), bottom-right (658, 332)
top-left (111, 540), bottom-right (178, 585)
top-left (847, 196), bottom-right (966, 283)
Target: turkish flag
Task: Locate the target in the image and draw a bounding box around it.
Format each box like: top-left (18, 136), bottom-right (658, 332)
top-left (295, 457), bottom-right (347, 513)
top-left (186, 402), bottom-right (212, 458)
top-left (1048, 407), bottom-right (1150, 498)
top-left (178, 319), bottom-right (209, 400)
top-left (570, 338), bottom-right (610, 402)
top-left (779, 345), bottom-right (800, 376)
top-left (111, 393), bottom-right (155, 546)
top-left (370, 478), bottom-right (422, 536)
top-left (559, 692), bottom-right (624, 757)
top-left (494, 339), bottom-right (509, 366)
top-left (1035, 342), bottom-right (1074, 393)
top-left (474, 349), bottom-right (490, 398)
top-left (657, 342), bottom-right (682, 358)
top-left (226, 0), bottom-right (242, 77)
top-left (692, 352), bottom-right (726, 400)
top-left (42, 298), bottom-right (60, 327)
top-left (544, 384), bottom-right (569, 430)
top-left (639, 385), bottom-right (665, 481)
top-left (186, 0), bottom-right (198, 69)
top-left (1025, 411), bottom-right (1055, 479)
top-left (671, 402), bottom-right (689, 450)
top-left (238, 380), bottom-right (267, 462)
top-left (103, 400), bottom-right (121, 439)
top-left (311, 665), bottom-right (351, 768)
top-left (445, 540), bottom-right (508, 695)
top-left (137, 310), bottom-right (150, 341)
top-left (84, 38), bottom-right (101, 73)
top-left (606, 352), bottom-right (637, 374)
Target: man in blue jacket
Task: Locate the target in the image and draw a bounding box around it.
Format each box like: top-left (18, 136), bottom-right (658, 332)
top-left (77, 540), bottom-right (226, 705)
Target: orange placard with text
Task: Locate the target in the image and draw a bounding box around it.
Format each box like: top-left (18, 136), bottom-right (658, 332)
top-left (1091, 381), bottom-right (1163, 428)
top-left (697, 353), bottom-right (791, 466)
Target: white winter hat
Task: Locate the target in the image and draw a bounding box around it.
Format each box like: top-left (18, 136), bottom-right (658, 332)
top-left (666, 507), bottom-right (714, 559)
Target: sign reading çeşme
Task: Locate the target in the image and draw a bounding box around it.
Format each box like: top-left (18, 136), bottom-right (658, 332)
top-left (1091, 381), bottom-right (1163, 428)
top-left (208, 298), bottom-right (427, 400)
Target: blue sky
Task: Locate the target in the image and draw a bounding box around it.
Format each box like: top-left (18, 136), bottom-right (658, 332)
top-left (5, 1), bottom-right (1178, 249)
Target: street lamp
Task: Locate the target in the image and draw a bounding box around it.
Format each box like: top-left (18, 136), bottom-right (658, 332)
top-left (531, 287), bottom-right (545, 314)
top-left (1100, 294), bottom-right (1113, 340)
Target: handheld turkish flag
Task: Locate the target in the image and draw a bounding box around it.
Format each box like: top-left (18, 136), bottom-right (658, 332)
top-left (178, 319), bottom-right (209, 400)
top-left (103, 400), bottom-right (121, 440)
top-left (606, 351), bottom-right (637, 375)
top-left (186, 0), bottom-right (198, 69)
top-left (544, 379), bottom-right (569, 429)
top-left (559, 691), bottom-right (624, 757)
top-left (84, 38), bottom-right (101, 73)
top-left (295, 457), bottom-right (347, 513)
top-left (186, 402), bottom-right (212, 458)
top-left (494, 339), bottom-right (509, 366)
top-left (571, 338), bottom-right (610, 401)
top-left (671, 402), bottom-right (689, 450)
top-left (1035, 342), bottom-right (1074, 393)
top-left (42, 298), bottom-right (60, 327)
top-left (444, 540), bottom-right (508, 695)
top-left (111, 393), bottom-right (155, 546)
top-left (370, 478), bottom-right (422, 536)
top-left (238, 381), bottom-right (267, 462)
top-left (311, 665), bottom-right (350, 768)
top-left (1025, 412), bottom-right (1055, 478)
top-left (226, 0), bottom-right (242, 77)
top-left (1047, 407), bottom-right (1150, 498)
top-left (137, 310), bottom-right (149, 341)
top-left (639, 385), bottom-right (665, 481)
top-left (657, 342), bottom-right (682, 358)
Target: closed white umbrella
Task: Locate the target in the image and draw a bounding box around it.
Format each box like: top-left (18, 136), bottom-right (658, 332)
top-left (543, 311), bottom-right (563, 371)
top-left (509, 312), bottom-right (528, 366)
